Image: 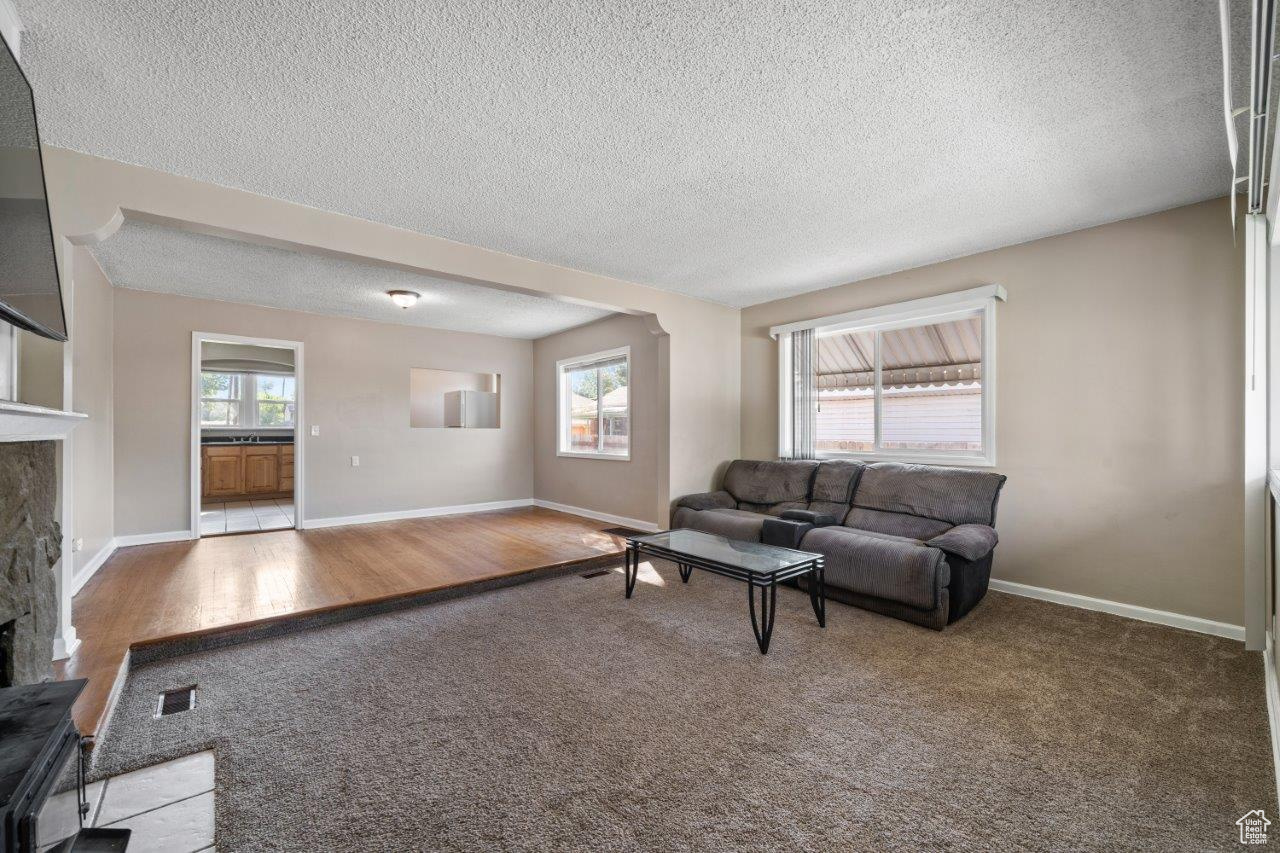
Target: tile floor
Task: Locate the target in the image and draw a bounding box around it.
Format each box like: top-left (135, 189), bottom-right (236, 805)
top-left (200, 499), bottom-right (294, 536)
top-left (38, 750), bottom-right (216, 852)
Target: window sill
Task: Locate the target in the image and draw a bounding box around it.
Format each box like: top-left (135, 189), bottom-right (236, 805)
top-left (557, 450), bottom-right (631, 462)
top-left (816, 451), bottom-right (996, 469)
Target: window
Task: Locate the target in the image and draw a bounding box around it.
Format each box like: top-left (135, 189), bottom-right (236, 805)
top-left (200, 372), bottom-right (242, 427)
top-left (255, 374), bottom-right (297, 427)
top-left (774, 286), bottom-right (1002, 466)
top-left (200, 371), bottom-right (296, 429)
top-left (557, 347), bottom-right (630, 460)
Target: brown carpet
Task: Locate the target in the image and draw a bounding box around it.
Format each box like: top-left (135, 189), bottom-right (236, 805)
top-left (92, 559), bottom-right (1275, 851)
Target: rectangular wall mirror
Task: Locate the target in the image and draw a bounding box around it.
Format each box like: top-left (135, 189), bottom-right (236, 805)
top-left (410, 368), bottom-right (501, 429)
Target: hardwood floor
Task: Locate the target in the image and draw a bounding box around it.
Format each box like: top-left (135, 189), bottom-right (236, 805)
top-left (54, 507), bottom-right (629, 736)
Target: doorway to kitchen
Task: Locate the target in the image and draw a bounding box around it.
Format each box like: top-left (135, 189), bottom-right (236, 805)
top-left (190, 333), bottom-right (304, 537)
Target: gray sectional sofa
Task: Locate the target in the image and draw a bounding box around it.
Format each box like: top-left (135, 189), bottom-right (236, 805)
top-left (672, 459), bottom-right (1007, 629)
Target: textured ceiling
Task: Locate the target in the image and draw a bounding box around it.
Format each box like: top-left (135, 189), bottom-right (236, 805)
top-left (0, 35), bottom-right (35, 149)
top-left (19, 1), bottom-right (1246, 307)
top-left (90, 220), bottom-right (613, 339)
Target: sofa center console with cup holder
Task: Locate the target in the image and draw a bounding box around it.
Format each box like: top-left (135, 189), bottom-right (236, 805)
top-left (762, 510), bottom-right (837, 549)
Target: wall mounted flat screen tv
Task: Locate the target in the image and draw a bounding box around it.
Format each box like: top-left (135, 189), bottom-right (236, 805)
top-left (0, 34), bottom-right (66, 341)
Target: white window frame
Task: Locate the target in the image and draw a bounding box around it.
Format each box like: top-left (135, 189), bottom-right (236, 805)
top-left (199, 369), bottom-right (296, 429)
top-left (556, 345), bottom-right (631, 461)
top-left (771, 285), bottom-right (1005, 468)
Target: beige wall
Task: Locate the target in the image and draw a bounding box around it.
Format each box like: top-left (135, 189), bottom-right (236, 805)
top-left (70, 246), bottom-right (114, 570)
top-left (532, 314), bottom-right (662, 526)
top-left (16, 328), bottom-right (62, 409)
top-left (43, 148), bottom-right (741, 514)
top-left (113, 288), bottom-right (535, 535)
top-left (741, 198), bottom-right (1244, 625)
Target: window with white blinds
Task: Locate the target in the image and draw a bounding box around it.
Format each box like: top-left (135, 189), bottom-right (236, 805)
top-left (774, 286), bottom-right (1002, 466)
top-left (556, 347), bottom-right (631, 460)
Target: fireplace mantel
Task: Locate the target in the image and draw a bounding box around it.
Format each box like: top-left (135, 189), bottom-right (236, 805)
top-left (0, 400), bottom-right (87, 442)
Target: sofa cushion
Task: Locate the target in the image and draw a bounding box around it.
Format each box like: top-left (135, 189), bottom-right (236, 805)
top-left (801, 526), bottom-right (949, 611)
top-left (810, 460), bottom-right (865, 503)
top-left (842, 507), bottom-right (953, 540)
top-left (736, 500), bottom-right (807, 517)
top-left (672, 506), bottom-right (768, 542)
top-left (853, 463), bottom-right (1007, 526)
top-left (831, 528), bottom-right (923, 547)
top-left (807, 500), bottom-right (854, 522)
top-left (722, 460), bottom-right (819, 506)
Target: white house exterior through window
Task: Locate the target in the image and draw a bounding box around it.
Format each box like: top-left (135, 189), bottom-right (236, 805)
top-left (556, 346), bottom-right (631, 460)
top-left (772, 285), bottom-right (1004, 467)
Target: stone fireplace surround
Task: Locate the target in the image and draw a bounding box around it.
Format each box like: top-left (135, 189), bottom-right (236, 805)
top-left (0, 397), bottom-right (89, 682)
top-left (0, 440), bottom-right (60, 686)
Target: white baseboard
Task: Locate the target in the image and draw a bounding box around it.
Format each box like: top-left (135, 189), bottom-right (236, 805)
top-left (1264, 644), bottom-right (1280, 815)
top-left (532, 499), bottom-right (660, 533)
top-left (114, 530), bottom-right (195, 547)
top-left (989, 578), bottom-right (1245, 641)
top-left (70, 538), bottom-right (118, 596)
top-left (52, 628), bottom-right (79, 661)
top-left (302, 498), bottom-right (535, 530)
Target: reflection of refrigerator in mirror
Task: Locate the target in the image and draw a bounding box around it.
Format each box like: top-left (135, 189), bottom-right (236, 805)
top-left (410, 369), bottom-right (501, 428)
top-left (443, 389), bottom-right (499, 428)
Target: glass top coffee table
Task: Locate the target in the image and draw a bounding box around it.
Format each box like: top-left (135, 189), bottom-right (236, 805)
top-left (623, 529), bottom-right (826, 654)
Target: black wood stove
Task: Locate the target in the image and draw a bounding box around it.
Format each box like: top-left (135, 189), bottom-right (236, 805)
top-left (0, 680), bottom-right (100, 853)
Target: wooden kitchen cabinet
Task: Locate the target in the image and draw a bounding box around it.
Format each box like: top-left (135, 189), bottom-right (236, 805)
top-left (201, 443), bottom-right (294, 500)
top-left (243, 446), bottom-right (280, 494)
top-left (203, 446), bottom-right (245, 498)
top-left (280, 446), bottom-right (295, 492)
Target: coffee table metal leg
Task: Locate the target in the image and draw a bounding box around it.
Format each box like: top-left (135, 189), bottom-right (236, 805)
top-left (808, 560), bottom-right (826, 627)
top-left (625, 545), bottom-right (639, 598)
top-left (747, 579), bottom-right (778, 654)
top-left (678, 563), bottom-right (692, 583)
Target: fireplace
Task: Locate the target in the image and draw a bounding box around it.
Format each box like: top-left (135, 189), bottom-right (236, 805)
top-left (0, 440), bottom-right (61, 687)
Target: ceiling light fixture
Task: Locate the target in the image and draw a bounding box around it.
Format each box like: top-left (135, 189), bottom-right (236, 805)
top-left (387, 290), bottom-right (420, 309)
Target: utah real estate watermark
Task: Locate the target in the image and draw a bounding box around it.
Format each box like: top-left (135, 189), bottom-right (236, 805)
top-left (1238, 810), bottom-right (1271, 845)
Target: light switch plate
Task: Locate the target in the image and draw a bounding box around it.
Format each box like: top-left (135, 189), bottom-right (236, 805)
top-left (351, 455), bottom-right (359, 467)
top-left (310, 425), bottom-right (320, 436)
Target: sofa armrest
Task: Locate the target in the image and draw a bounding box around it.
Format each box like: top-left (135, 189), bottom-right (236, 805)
top-left (676, 490), bottom-right (737, 512)
top-left (780, 509), bottom-right (837, 527)
top-left (927, 524), bottom-right (998, 562)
